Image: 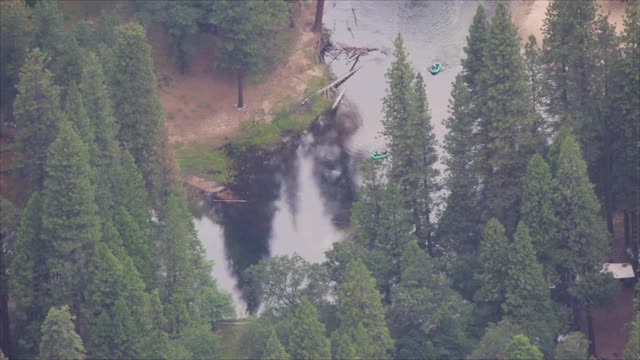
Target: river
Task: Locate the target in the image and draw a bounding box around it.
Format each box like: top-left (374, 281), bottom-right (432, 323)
top-left (192, 1), bottom-right (488, 316)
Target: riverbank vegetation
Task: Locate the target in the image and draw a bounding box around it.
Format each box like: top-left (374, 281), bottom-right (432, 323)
top-left (0, 1), bottom-right (638, 360)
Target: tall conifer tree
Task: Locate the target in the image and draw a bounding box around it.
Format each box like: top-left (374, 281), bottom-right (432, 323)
top-left (38, 305), bottom-right (85, 360)
top-left (13, 48), bottom-right (62, 189)
top-left (42, 120), bottom-right (100, 310)
top-left (476, 3), bottom-right (537, 233)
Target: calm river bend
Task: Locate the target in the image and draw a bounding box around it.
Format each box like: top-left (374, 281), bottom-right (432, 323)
top-left (192, 1), bottom-right (491, 316)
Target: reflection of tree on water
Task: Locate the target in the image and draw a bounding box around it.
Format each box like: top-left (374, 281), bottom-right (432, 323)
top-left (216, 149), bottom-right (285, 314)
top-left (307, 107), bottom-right (361, 229)
top-left (277, 141), bottom-right (301, 229)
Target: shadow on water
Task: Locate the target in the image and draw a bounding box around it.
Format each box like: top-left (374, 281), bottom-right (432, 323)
top-left (191, 105), bottom-right (362, 315)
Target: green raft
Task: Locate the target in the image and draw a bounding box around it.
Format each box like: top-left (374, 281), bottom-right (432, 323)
top-left (371, 151), bottom-right (389, 160)
top-left (430, 62), bottom-right (442, 75)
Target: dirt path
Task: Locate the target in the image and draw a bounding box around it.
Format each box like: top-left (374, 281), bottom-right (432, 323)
top-left (511, 0), bottom-right (628, 45)
top-left (151, 0), bottom-right (326, 148)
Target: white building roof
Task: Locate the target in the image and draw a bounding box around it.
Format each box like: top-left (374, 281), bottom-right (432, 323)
top-left (601, 263), bottom-right (636, 279)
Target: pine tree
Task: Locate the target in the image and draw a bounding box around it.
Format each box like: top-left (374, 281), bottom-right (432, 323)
top-left (263, 330), bottom-right (290, 360)
top-left (42, 120), bottom-right (100, 309)
top-left (350, 159), bottom-right (387, 248)
top-left (335, 334), bottom-right (357, 360)
top-left (284, 298), bottom-right (330, 359)
top-left (31, 0), bottom-right (82, 87)
top-left (542, 0), bottom-right (597, 132)
top-left (474, 218), bottom-right (509, 315)
top-left (9, 193), bottom-right (51, 358)
top-left (408, 73), bottom-right (440, 254)
top-left (13, 48), bottom-right (62, 189)
top-left (209, 0), bottom-right (290, 108)
top-left (111, 23), bottom-right (163, 182)
top-left (506, 334), bottom-right (543, 360)
top-left (0, 198), bottom-right (18, 355)
top-left (462, 4), bottom-right (488, 92)
top-left (389, 240), bottom-right (469, 359)
top-left (611, 0), bottom-right (640, 232)
top-left (175, 325), bottom-right (221, 360)
top-left (521, 154), bottom-right (559, 281)
top-left (439, 74), bottom-right (482, 254)
top-left (524, 35), bottom-right (543, 114)
top-left (335, 260), bottom-right (393, 360)
top-left (0, 0), bottom-right (32, 108)
top-left (381, 35), bottom-right (440, 250)
top-left (469, 320), bottom-right (523, 360)
top-left (114, 207), bottom-right (154, 288)
top-left (503, 222), bottom-right (558, 357)
top-left (64, 82), bottom-right (97, 162)
top-left (555, 134), bottom-right (616, 343)
top-left (85, 242), bottom-right (150, 359)
top-left (38, 305), bottom-right (85, 360)
top-left (476, 3), bottom-right (538, 233)
top-left (112, 151), bottom-right (151, 231)
top-left (79, 52), bottom-right (121, 219)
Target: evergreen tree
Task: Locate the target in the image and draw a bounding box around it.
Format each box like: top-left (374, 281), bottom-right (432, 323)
top-left (111, 23), bottom-right (163, 183)
top-left (176, 325), bottom-right (221, 360)
top-left (79, 52), bottom-right (122, 219)
top-left (13, 48), bottom-right (62, 189)
top-left (506, 334), bottom-right (543, 360)
top-left (611, 0), bottom-right (640, 230)
top-left (209, 0), bottom-right (290, 108)
top-left (64, 82), bottom-right (97, 162)
top-left (335, 335), bottom-right (357, 360)
top-left (31, 0), bottom-right (82, 87)
top-left (389, 240), bottom-right (469, 359)
top-left (548, 126), bottom-right (572, 173)
top-left (521, 154), bottom-right (559, 281)
top-left (0, 0), bottom-right (32, 108)
top-left (503, 222), bottom-right (558, 357)
top-left (469, 320), bottom-right (523, 360)
top-left (9, 193), bottom-right (51, 358)
top-left (283, 298), bottom-right (330, 359)
top-left (42, 120), bottom-right (100, 309)
top-left (0, 198), bottom-right (18, 355)
top-left (462, 4), bottom-right (488, 92)
top-left (263, 329), bottom-right (290, 360)
top-left (554, 134), bottom-right (615, 343)
top-left (38, 305), bottom-right (85, 360)
top-left (350, 159), bottom-right (387, 248)
top-left (112, 151), bottom-right (151, 231)
top-left (476, 3), bottom-right (537, 233)
top-left (439, 74), bottom-right (482, 254)
top-left (542, 0), bottom-right (597, 132)
top-left (85, 243), bottom-right (150, 359)
top-left (474, 218), bottom-right (509, 315)
top-left (114, 207), bottom-right (154, 288)
top-left (335, 260), bottom-right (393, 360)
top-left (523, 35), bottom-right (544, 114)
top-left (554, 332), bottom-right (590, 360)
top-left (382, 35), bottom-right (439, 252)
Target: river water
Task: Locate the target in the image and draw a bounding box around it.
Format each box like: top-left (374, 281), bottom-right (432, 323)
top-left (192, 1), bottom-right (487, 316)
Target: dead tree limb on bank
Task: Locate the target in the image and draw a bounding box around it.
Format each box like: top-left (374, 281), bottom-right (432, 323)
top-left (301, 66), bottom-right (362, 105)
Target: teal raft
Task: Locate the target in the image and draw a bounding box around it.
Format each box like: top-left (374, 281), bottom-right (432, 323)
top-left (371, 151), bottom-right (389, 160)
top-left (430, 62), bottom-right (442, 75)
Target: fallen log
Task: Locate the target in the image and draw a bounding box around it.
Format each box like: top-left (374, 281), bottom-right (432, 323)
top-left (301, 66), bottom-right (362, 105)
top-left (331, 87), bottom-right (346, 111)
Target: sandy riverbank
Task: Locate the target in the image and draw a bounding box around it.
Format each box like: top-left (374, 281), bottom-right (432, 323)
top-left (510, 0), bottom-right (628, 45)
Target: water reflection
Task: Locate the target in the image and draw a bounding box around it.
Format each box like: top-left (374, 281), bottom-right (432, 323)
top-left (193, 107), bottom-right (361, 314)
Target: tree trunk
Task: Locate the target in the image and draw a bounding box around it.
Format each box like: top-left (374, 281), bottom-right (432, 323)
top-left (237, 71), bottom-right (244, 109)
top-left (0, 250), bottom-right (10, 358)
top-left (312, 0), bottom-right (325, 32)
top-left (587, 303), bottom-right (596, 357)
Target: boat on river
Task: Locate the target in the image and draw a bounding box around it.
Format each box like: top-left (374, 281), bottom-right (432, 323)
top-left (430, 62), bottom-right (442, 75)
top-left (371, 150), bottom-right (389, 160)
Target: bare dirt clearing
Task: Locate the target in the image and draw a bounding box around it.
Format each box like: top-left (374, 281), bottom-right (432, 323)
top-left (151, 1), bottom-right (327, 149)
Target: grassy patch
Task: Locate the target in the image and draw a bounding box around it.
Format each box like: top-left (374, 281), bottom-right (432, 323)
top-left (174, 143), bottom-right (235, 184)
top-left (232, 119), bottom-right (282, 152)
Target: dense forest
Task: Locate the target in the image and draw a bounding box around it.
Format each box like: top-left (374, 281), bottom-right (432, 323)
top-left (0, 0), bottom-right (638, 360)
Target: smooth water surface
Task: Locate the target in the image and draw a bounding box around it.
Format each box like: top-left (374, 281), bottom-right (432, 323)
top-left (193, 0), bottom-right (485, 315)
